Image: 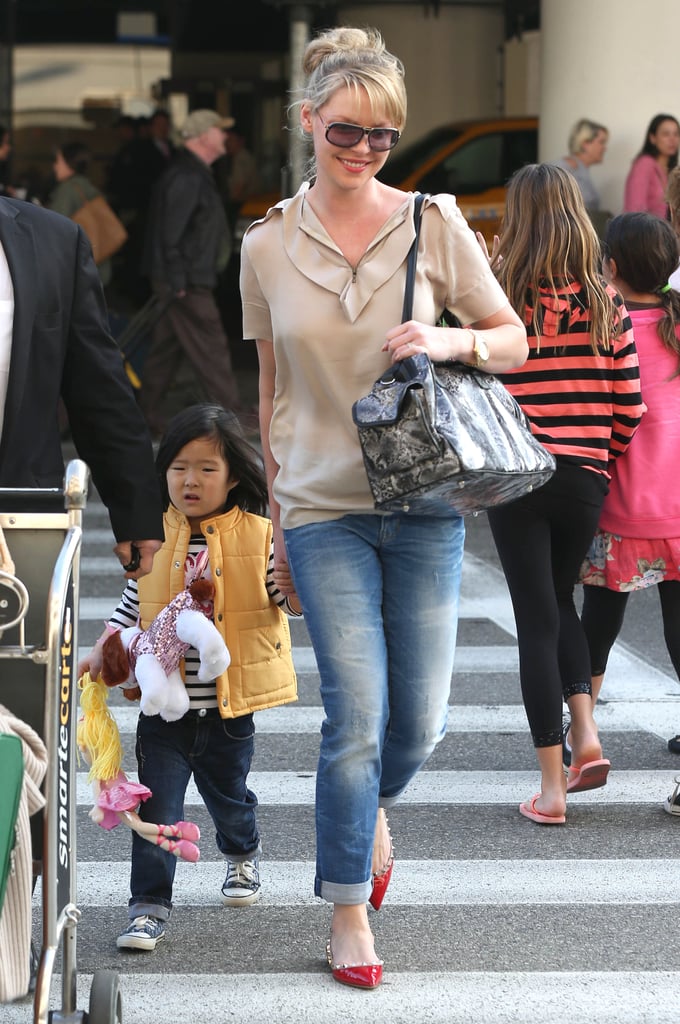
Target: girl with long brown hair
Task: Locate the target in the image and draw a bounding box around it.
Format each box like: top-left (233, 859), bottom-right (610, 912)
top-left (486, 164), bottom-right (645, 824)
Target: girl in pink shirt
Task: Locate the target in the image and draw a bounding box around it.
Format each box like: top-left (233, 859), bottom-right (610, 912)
top-left (580, 213), bottom-right (680, 779)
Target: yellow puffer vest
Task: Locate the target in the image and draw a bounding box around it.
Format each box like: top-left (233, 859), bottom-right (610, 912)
top-left (137, 504), bottom-right (297, 718)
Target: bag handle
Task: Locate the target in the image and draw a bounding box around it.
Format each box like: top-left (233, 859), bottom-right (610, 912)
top-left (401, 193), bottom-right (427, 323)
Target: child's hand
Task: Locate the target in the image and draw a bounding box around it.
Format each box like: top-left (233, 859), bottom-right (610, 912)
top-left (475, 231), bottom-right (502, 270)
top-left (77, 643), bottom-right (104, 683)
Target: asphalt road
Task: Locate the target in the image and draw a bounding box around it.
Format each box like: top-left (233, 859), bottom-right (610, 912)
top-left (4, 450), bottom-right (679, 1024)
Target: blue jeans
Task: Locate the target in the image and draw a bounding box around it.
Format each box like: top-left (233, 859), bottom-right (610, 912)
top-left (128, 709), bottom-right (258, 920)
top-left (284, 512), bottom-right (464, 905)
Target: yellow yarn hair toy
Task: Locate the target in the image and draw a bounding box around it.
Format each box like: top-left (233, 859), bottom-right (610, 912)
top-left (76, 671), bottom-right (200, 860)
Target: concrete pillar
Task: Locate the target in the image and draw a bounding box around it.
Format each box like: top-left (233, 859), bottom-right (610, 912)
top-left (539, 0), bottom-right (680, 214)
top-left (286, 5), bottom-right (314, 193)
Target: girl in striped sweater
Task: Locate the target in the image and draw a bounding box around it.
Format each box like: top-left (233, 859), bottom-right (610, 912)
top-left (486, 163), bottom-right (645, 825)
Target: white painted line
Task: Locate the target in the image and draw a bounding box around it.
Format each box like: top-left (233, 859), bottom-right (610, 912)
top-left (76, 769), bottom-right (677, 807)
top-left (4, 972), bottom-right (678, 1024)
top-left (98, 701), bottom-right (672, 737)
top-left (37, 858), bottom-right (680, 909)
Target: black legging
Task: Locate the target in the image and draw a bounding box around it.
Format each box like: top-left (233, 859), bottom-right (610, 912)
top-left (582, 579), bottom-right (680, 680)
top-left (488, 462), bottom-right (607, 748)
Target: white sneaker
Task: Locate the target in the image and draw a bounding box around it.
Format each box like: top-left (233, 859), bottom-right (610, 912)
top-left (116, 915), bottom-right (165, 950)
top-left (221, 854), bottom-right (261, 906)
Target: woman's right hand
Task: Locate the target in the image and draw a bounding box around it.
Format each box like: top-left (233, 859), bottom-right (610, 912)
top-left (273, 524), bottom-right (296, 596)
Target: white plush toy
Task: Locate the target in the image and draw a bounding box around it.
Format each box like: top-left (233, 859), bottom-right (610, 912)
top-left (101, 577), bottom-right (230, 722)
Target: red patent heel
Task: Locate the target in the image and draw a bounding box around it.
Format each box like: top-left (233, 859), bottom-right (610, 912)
top-left (369, 811), bottom-right (394, 911)
top-left (326, 940), bottom-right (383, 989)
top-left (368, 852), bottom-right (394, 910)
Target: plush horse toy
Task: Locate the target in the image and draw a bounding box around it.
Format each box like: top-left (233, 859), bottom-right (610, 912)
top-left (77, 671), bottom-right (201, 862)
top-left (100, 576), bottom-right (231, 723)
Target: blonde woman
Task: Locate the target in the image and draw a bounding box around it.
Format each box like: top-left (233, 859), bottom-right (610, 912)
top-left (240, 27), bottom-right (526, 988)
top-left (484, 164), bottom-right (645, 825)
top-left (554, 117), bottom-right (608, 211)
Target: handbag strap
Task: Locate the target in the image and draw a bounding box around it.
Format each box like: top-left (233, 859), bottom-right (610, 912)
top-left (401, 193), bottom-right (427, 323)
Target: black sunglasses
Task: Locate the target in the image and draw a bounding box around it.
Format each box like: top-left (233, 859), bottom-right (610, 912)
top-left (318, 114), bottom-right (401, 152)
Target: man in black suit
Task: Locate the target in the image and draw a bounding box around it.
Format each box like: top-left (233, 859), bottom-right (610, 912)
top-left (0, 195), bottom-right (164, 574)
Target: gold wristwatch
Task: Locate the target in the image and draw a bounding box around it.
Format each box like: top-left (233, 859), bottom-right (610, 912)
top-left (466, 329), bottom-right (490, 369)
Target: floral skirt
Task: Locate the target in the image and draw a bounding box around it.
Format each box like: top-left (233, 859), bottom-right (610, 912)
top-left (580, 529), bottom-right (680, 592)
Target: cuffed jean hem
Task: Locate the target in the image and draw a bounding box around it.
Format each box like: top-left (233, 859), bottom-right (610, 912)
top-left (379, 795), bottom-right (400, 809)
top-left (128, 900), bottom-right (171, 922)
top-left (315, 877), bottom-right (373, 905)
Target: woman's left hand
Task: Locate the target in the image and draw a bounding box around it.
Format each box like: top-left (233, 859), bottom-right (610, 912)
top-left (383, 320), bottom-right (467, 364)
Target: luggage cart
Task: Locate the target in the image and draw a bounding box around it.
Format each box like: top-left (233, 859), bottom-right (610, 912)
top-left (0, 460), bottom-right (122, 1024)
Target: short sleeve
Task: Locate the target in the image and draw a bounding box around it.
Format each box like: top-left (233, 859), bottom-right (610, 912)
top-left (240, 232), bottom-right (274, 342)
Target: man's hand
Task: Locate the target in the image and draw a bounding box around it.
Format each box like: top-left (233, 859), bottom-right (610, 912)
top-left (113, 539), bottom-right (163, 580)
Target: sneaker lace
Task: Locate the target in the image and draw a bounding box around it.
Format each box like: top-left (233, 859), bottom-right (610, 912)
top-left (226, 858), bottom-right (258, 888)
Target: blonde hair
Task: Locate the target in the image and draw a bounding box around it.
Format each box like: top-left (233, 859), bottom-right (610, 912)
top-left (497, 163), bottom-right (618, 352)
top-left (299, 27), bottom-right (407, 130)
top-left (568, 118), bottom-right (607, 156)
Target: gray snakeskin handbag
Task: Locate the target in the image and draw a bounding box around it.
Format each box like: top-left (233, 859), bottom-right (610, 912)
top-left (352, 195), bottom-right (556, 516)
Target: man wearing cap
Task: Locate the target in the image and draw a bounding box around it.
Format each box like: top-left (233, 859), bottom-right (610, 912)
top-left (140, 109), bottom-right (241, 435)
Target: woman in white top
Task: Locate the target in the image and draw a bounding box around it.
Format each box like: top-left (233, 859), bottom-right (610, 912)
top-left (240, 26), bottom-right (527, 989)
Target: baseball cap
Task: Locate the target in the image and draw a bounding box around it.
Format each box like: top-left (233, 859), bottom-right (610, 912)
top-left (181, 109), bottom-right (235, 139)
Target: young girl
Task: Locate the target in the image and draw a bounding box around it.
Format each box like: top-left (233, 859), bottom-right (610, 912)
top-left (484, 164), bottom-right (645, 825)
top-left (79, 404), bottom-right (299, 951)
top-left (578, 213), bottom-right (680, 805)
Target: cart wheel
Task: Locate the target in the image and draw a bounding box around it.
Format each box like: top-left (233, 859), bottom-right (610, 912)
top-left (88, 969), bottom-right (122, 1024)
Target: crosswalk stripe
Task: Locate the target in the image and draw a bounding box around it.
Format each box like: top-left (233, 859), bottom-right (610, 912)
top-left (94, 699), bottom-right (676, 738)
top-left (34, 858), bottom-right (680, 908)
top-left (3, 972), bottom-right (678, 1024)
top-left (76, 770), bottom-right (674, 806)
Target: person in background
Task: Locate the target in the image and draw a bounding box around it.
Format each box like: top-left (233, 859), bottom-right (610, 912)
top-left (624, 113), bottom-right (680, 219)
top-left (141, 109), bottom-right (243, 437)
top-left (0, 126), bottom-right (14, 197)
top-left (0, 192), bottom-right (164, 593)
top-left (221, 124), bottom-right (261, 226)
top-left (554, 118), bottom-right (608, 212)
top-left (47, 141), bottom-right (114, 289)
top-left (481, 164), bottom-right (645, 827)
top-left (240, 26), bottom-right (527, 989)
top-left (578, 214), bottom-right (680, 772)
top-left (78, 404), bottom-right (299, 952)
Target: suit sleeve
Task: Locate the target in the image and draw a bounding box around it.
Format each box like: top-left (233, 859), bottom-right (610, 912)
top-left (60, 225), bottom-right (164, 541)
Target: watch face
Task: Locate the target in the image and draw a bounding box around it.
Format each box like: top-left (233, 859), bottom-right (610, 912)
top-left (476, 337), bottom-right (490, 363)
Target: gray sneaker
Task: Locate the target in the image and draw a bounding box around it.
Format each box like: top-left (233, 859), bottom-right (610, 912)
top-left (221, 854), bottom-right (261, 906)
top-left (116, 915), bottom-right (165, 951)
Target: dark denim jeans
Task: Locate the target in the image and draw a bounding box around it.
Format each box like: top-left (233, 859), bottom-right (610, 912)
top-left (128, 708), bottom-right (258, 920)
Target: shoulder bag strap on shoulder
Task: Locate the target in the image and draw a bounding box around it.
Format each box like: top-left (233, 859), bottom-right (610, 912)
top-left (401, 193), bottom-right (427, 323)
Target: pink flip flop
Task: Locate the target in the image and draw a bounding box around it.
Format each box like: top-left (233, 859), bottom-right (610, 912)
top-left (566, 758), bottom-right (611, 793)
top-left (519, 793), bottom-right (566, 825)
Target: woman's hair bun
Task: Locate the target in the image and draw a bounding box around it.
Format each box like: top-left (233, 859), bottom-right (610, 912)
top-left (303, 27), bottom-right (385, 76)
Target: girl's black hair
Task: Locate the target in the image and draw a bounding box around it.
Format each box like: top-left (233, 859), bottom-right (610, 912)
top-left (604, 212), bottom-right (680, 374)
top-left (155, 404), bottom-right (268, 516)
top-left (639, 114), bottom-right (680, 170)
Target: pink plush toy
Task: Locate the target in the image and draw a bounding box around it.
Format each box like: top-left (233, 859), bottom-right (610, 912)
top-left (101, 577), bottom-right (231, 722)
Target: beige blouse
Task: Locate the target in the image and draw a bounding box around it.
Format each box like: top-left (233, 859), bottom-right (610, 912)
top-left (240, 184), bottom-right (509, 530)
